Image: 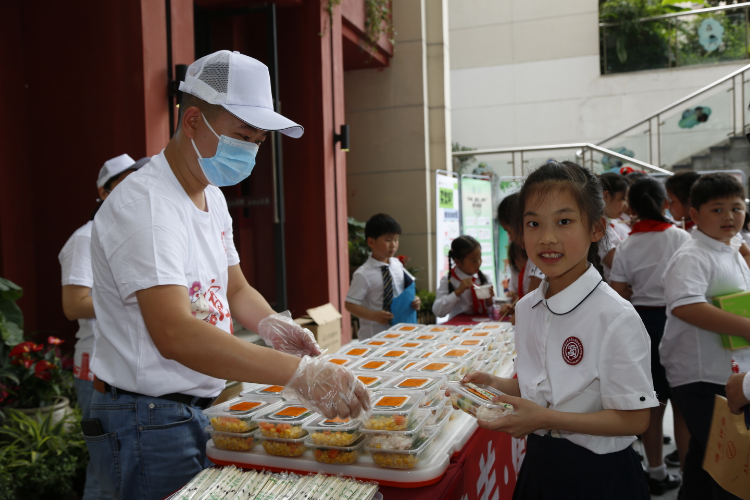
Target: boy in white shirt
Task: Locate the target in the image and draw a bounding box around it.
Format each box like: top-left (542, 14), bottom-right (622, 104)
top-left (345, 214), bottom-right (420, 339)
top-left (661, 173), bottom-right (750, 500)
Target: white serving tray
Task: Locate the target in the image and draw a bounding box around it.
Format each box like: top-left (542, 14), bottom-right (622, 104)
top-left (207, 411), bottom-right (478, 488)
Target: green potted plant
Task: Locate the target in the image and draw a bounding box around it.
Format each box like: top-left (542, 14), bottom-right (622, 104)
top-left (0, 278), bottom-right (73, 423)
top-left (0, 407), bottom-right (87, 500)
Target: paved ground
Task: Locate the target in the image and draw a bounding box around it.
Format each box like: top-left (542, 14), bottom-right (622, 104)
top-left (631, 401), bottom-right (681, 500)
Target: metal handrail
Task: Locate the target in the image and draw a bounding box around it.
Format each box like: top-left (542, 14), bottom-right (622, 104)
top-left (599, 2), bottom-right (750, 27)
top-left (596, 62), bottom-right (750, 146)
top-left (450, 143), bottom-right (672, 175)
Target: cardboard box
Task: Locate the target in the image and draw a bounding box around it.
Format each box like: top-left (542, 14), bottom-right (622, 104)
top-left (294, 303), bottom-right (342, 353)
top-left (711, 291), bottom-right (750, 350)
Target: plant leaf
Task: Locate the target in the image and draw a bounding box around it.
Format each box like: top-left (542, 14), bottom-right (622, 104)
top-left (0, 278), bottom-right (22, 302)
top-left (0, 299), bottom-right (23, 330)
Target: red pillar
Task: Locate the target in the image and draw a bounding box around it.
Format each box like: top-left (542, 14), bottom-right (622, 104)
top-left (277, 0), bottom-right (351, 342)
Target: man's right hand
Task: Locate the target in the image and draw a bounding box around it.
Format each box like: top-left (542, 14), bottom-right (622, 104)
top-left (282, 356), bottom-right (371, 419)
top-left (373, 310), bottom-right (394, 325)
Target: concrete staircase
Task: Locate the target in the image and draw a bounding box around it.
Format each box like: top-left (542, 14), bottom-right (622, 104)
top-left (672, 135), bottom-right (750, 184)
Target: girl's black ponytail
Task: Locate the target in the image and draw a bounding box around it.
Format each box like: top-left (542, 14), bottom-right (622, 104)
top-left (628, 177), bottom-right (670, 224)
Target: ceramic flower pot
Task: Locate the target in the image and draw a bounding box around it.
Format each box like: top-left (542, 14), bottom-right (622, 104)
top-left (16, 396), bottom-right (72, 426)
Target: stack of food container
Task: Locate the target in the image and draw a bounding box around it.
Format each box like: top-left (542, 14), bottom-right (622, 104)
top-left (205, 321), bottom-right (516, 471)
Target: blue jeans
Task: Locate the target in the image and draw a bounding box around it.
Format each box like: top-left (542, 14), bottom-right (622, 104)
top-left (85, 387), bottom-right (213, 500)
top-left (74, 378), bottom-right (100, 500)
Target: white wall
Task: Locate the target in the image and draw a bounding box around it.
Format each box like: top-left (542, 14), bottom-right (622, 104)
top-left (449, 0), bottom-right (747, 159)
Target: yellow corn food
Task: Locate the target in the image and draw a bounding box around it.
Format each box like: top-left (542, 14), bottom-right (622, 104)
top-left (364, 415), bottom-right (409, 431)
top-left (313, 448), bottom-right (360, 465)
top-left (212, 434), bottom-right (255, 451)
top-left (258, 422), bottom-right (305, 439)
top-left (372, 451), bottom-right (420, 469)
top-left (261, 440), bottom-right (307, 457)
top-left (309, 430), bottom-right (360, 446)
top-left (210, 417), bottom-right (255, 433)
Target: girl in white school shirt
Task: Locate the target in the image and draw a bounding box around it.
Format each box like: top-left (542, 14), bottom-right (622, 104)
top-left (497, 193), bottom-right (542, 300)
top-left (609, 177), bottom-right (689, 495)
top-left (455, 161), bottom-right (657, 499)
top-left (432, 236), bottom-right (494, 320)
top-left (597, 172), bottom-right (630, 281)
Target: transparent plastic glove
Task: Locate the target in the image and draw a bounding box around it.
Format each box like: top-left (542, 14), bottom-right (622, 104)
top-left (257, 311), bottom-right (322, 357)
top-left (281, 356), bottom-right (371, 420)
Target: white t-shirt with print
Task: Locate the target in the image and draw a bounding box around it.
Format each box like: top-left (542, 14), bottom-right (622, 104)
top-left (58, 220), bottom-right (96, 381)
top-left (90, 151), bottom-right (240, 398)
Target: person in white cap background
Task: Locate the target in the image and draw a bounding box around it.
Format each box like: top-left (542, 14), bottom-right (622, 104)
top-left (84, 50), bottom-right (370, 500)
top-left (58, 154), bottom-right (149, 500)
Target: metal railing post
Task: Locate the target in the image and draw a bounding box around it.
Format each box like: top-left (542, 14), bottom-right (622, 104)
top-left (657, 114), bottom-right (662, 168)
top-left (647, 119), bottom-right (653, 164)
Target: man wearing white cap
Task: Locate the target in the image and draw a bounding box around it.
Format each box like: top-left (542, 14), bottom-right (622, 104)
top-left (59, 154), bottom-right (148, 500)
top-left (84, 51), bottom-right (369, 500)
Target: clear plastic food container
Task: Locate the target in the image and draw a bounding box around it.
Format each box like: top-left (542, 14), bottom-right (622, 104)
top-left (450, 337), bottom-right (493, 351)
top-left (257, 435), bottom-right (309, 457)
top-left (362, 409), bottom-right (429, 450)
top-left (374, 331), bottom-right (412, 341)
top-left (336, 345), bottom-right (379, 358)
top-left (387, 323), bottom-right (424, 333)
top-left (423, 396), bottom-right (448, 425)
top-left (364, 391), bottom-right (421, 431)
top-left (319, 354), bottom-right (359, 368)
top-left (391, 360), bottom-right (421, 373)
top-left (474, 322), bottom-right (511, 331)
top-left (367, 429), bottom-right (436, 469)
top-left (306, 435), bottom-right (367, 465)
top-left (206, 426), bottom-right (258, 452)
top-left (393, 340), bottom-right (434, 350)
top-left (420, 326), bottom-right (454, 334)
top-left (371, 347), bottom-right (419, 359)
top-left (357, 339), bottom-right (396, 348)
top-left (254, 403), bottom-right (317, 439)
top-left (350, 357), bottom-right (402, 372)
top-left (240, 384), bottom-right (287, 398)
top-left (407, 358), bottom-right (471, 381)
top-left (303, 415), bottom-right (363, 446)
top-left (447, 381), bottom-right (515, 421)
top-left (203, 396), bottom-right (281, 433)
top-left (456, 327), bottom-right (475, 334)
top-left (408, 348), bottom-right (439, 360)
top-left (352, 371), bottom-right (396, 391)
top-left (424, 407), bottom-right (450, 437)
top-left (382, 374), bottom-right (447, 406)
top-left (432, 346), bottom-right (486, 364)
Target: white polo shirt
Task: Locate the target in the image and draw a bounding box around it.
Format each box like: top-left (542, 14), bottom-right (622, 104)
top-left (508, 264), bottom-right (531, 298)
top-left (526, 259), bottom-right (545, 281)
top-left (609, 226), bottom-right (691, 306)
top-left (346, 255), bottom-right (409, 339)
top-left (515, 264), bottom-right (658, 455)
top-left (660, 229), bottom-right (750, 388)
top-left (58, 220), bottom-right (97, 380)
top-left (432, 267), bottom-right (494, 320)
top-left (598, 223), bottom-right (625, 282)
top-left (90, 151), bottom-right (240, 398)
top-left (612, 219), bottom-right (631, 242)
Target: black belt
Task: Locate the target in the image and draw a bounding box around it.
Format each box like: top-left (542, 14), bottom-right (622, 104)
top-left (93, 377), bottom-right (217, 410)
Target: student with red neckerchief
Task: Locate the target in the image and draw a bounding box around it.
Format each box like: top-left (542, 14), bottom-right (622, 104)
top-left (432, 235), bottom-right (494, 321)
top-left (609, 177), bottom-right (688, 495)
top-left (598, 172), bottom-right (630, 282)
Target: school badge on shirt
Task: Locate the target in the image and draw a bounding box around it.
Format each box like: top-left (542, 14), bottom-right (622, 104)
top-left (562, 337), bottom-right (584, 365)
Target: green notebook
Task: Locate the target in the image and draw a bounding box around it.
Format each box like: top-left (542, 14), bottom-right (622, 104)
top-left (711, 291), bottom-right (750, 350)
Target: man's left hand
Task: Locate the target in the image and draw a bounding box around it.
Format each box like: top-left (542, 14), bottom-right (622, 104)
top-left (726, 372), bottom-right (750, 415)
top-left (257, 311), bottom-right (322, 358)
top-left (411, 296), bottom-right (421, 311)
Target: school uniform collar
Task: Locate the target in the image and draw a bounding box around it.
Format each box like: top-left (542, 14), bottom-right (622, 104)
top-left (531, 264), bottom-right (603, 315)
top-left (451, 267), bottom-right (474, 280)
top-left (691, 228), bottom-right (735, 254)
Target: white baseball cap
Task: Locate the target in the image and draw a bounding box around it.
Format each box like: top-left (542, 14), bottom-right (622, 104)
top-left (96, 154), bottom-right (149, 188)
top-left (179, 50), bottom-right (304, 139)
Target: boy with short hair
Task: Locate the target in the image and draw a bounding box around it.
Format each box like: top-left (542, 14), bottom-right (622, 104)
top-left (660, 173), bottom-right (750, 500)
top-left (345, 214), bottom-right (420, 339)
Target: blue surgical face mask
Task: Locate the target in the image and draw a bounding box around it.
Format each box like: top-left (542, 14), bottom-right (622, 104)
top-left (191, 113), bottom-right (259, 187)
